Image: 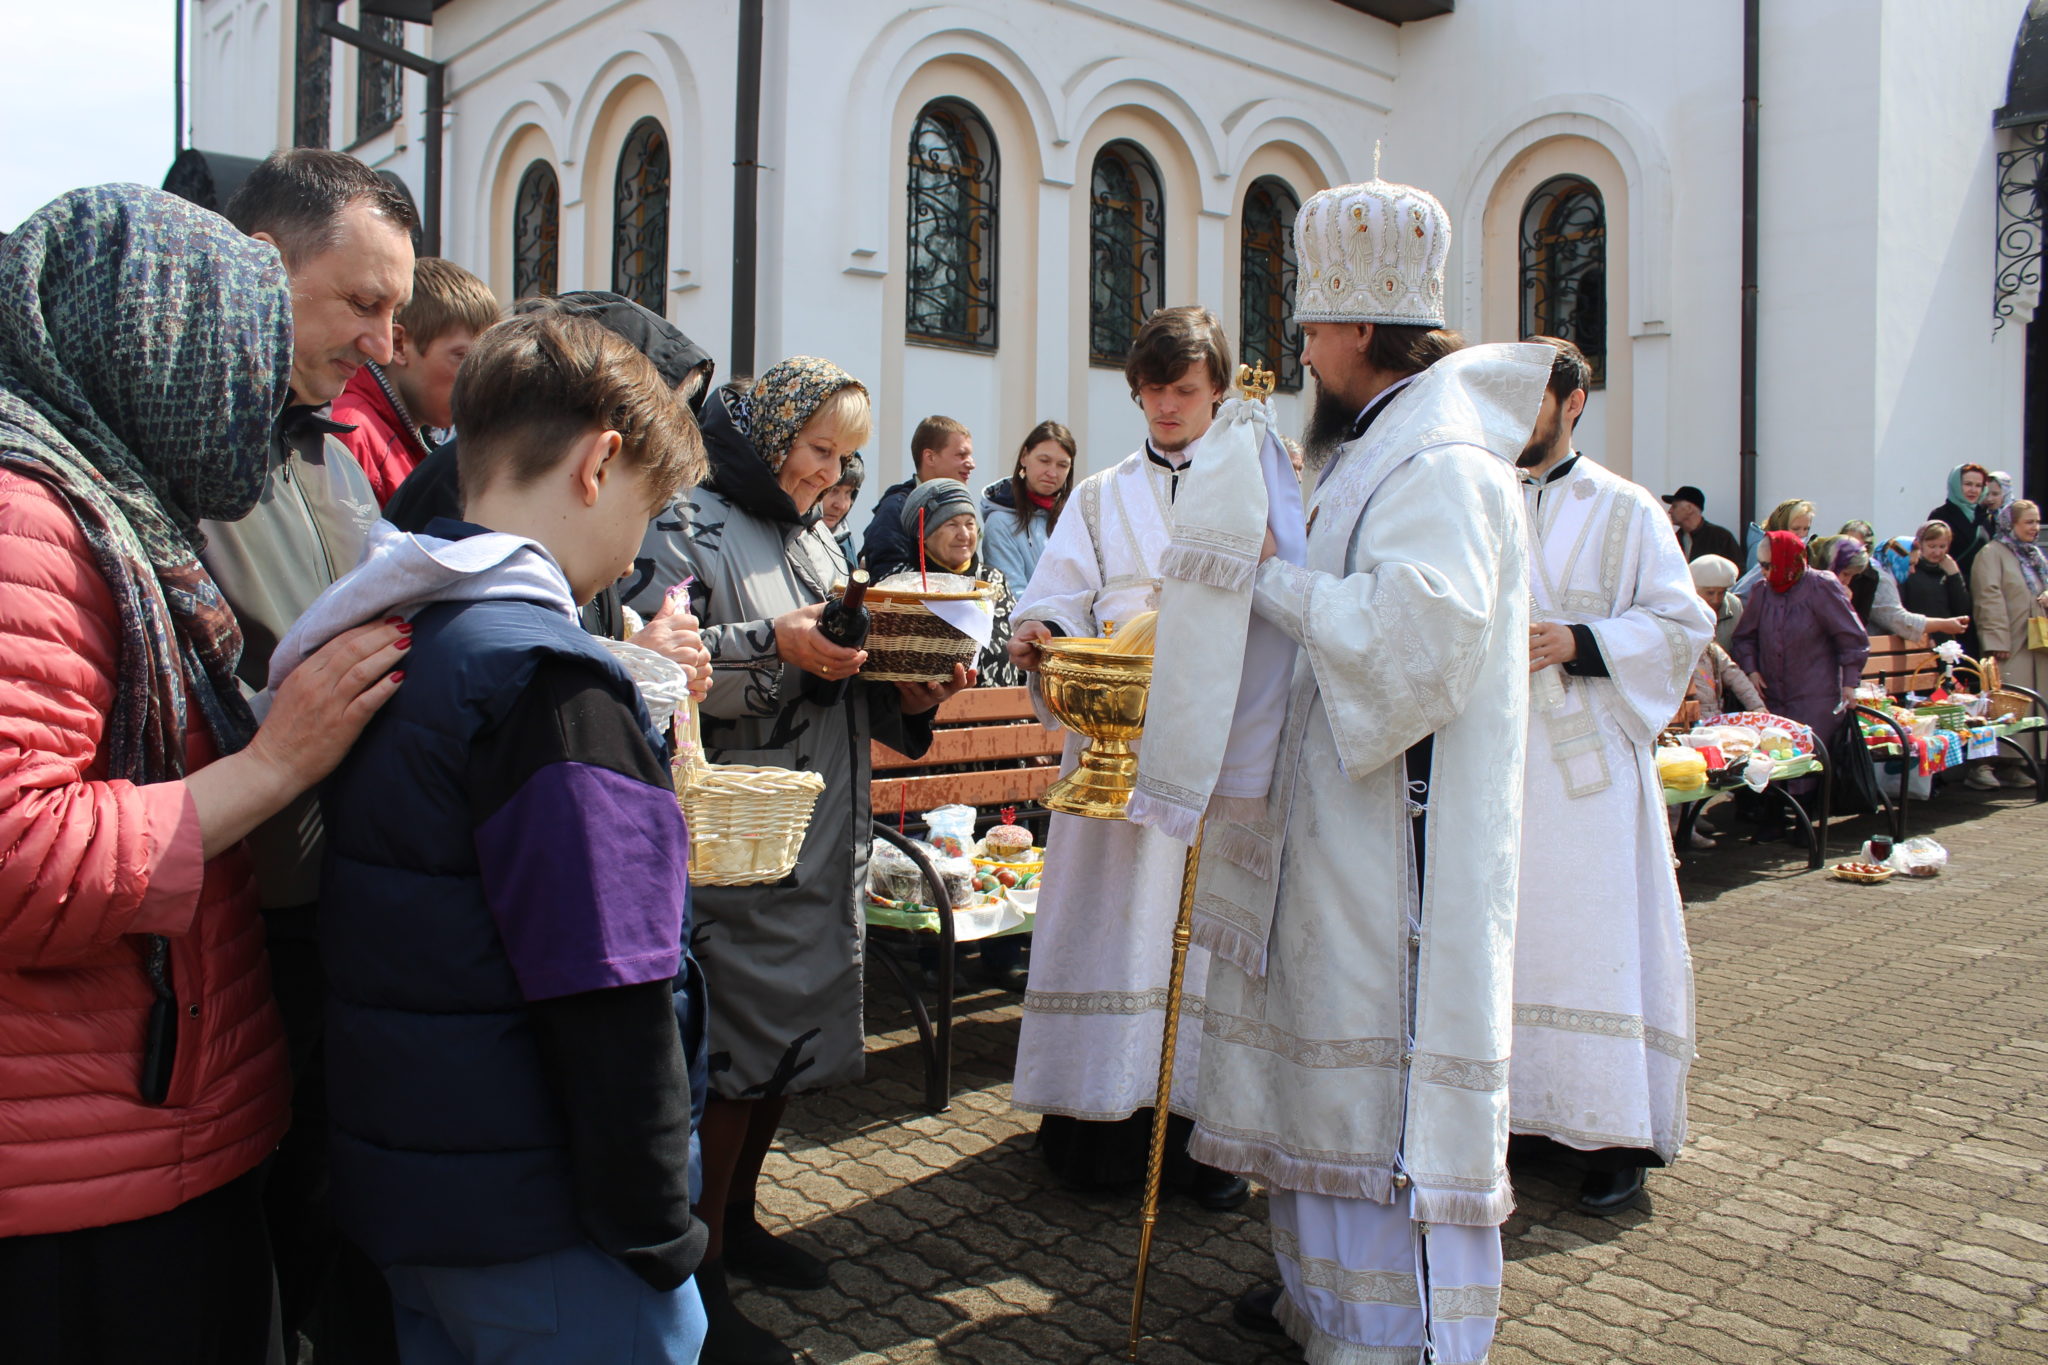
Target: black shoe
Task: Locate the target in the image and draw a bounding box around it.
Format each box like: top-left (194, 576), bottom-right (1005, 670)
top-left (1184, 1164), bottom-right (1252, 1212)
top-left (1231, 1283), bottom-right (1286, 1335)
top-left (976, 963), bottom-right (1030, 992)
top-left (724, 1215), bottom-right (830, 1290)
top-left (1576, 1166), bottom-right (1647, 1216)
top-left (695, 1261), bottom-right (794, 1365)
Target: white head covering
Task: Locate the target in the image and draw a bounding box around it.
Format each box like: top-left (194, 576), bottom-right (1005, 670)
top-left (1293, 169), bottom-right (1451, 329)
top-left (1689, 554), bottom-right (1740, 589)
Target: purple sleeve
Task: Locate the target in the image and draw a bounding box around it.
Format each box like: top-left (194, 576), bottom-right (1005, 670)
top-left (475, 762), bottom-right (689, 1001)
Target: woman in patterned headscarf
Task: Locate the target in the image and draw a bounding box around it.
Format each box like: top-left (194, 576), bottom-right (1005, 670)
top-left (1731, 529), bottom-right (1870, 758)
top-left (627, 358), bottom-right (973, 1364)
top-left (1972, 499), bottom-right (2048, 770)
top-left (0, 187), bottom-right (408, 1358)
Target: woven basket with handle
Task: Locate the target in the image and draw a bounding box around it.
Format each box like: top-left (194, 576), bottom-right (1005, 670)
top-left (1972, 655), bottom-right (2034, 727)
top-left (860, 580), bottom-right (994, 683)
top-left (672, 694), bottom-right (825, 886)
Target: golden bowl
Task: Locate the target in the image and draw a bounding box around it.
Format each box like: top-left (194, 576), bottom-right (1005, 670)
top-left (1038, 638), bottom-right (1154, 821)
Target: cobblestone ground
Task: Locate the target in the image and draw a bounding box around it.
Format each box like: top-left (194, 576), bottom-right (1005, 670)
top-left (745, 786), bottom-right (2048, 1363)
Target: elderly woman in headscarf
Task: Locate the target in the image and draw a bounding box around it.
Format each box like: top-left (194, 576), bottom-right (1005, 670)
top-left (1688, 553), bottom-right (1744, 652)
top-left (1737, 496), bottom-right (1816, 593)
top-left (0, 188), bottom-right (408, 1358)
top-left (1731, 529), bottom-right (1870, 757)
top-left (1927, 462), bottom-right (1995, 578)
top-left (627, 357), bottom-right (972, 1364)
top-left (1972, 498), bottom-right (2048, 770)
top-left (898, 476), bottom-right (1024, 687)
top-left (1983, 470), bottom-right (2013, 515)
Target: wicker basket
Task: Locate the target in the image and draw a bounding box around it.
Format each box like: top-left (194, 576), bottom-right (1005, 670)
top-left (672, 696), bottom-right (825, 886)
top-left (859, 580), bottom-right (995, 683)
top-left (1971, 656), bottom-right (2034, 726)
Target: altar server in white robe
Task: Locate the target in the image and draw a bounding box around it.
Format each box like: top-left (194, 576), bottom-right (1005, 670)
top-left (1003, 306), bottom-right (1248, 1210)
top-left (1186, 173), bottom-right (1552, 1365)
top-left (1511, 336), bottom-right (1715, 1215)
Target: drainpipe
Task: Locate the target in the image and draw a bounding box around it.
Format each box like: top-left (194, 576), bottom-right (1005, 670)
top-left (316, 1), bottom-right (445, 256)
top-left (174, 0), bottom-right (186, 157)
top-left (1739, 0), bottom-right (1761, 529)
top-left (731, 0), bottom-right (764, 378)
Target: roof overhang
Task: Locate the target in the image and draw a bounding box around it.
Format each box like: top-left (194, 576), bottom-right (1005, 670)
top-left (1997, 0), bottom-right (2048, 127)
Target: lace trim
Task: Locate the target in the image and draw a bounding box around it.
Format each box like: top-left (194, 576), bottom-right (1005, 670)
top-left (1275, 1293), bottom-right (1426, 1365)
top-left (1203, 1014), bottom-right (1404, 1070)
top-left (1273, 1227), bottom-right (1419, 1306)
top-left (1414, 1052), bottom-right (1510, 1093)
top-left (1431, 1283), bottom-right (1502, 1322)
top-left (1022, 987), bottom-right (1206, 1017)
top-left (1513, 1003), bottom-right (1690, 1060)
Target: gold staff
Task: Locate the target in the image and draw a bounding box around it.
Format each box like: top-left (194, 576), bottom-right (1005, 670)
top-left (1038, 363), bottom-right (1276, 1359)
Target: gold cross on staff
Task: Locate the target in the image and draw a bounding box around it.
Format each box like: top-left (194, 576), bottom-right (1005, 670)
top-left (1236, 361), bottom-right (1276, 402)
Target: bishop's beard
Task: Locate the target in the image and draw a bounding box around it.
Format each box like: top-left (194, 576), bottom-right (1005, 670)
top-left (1301, 382), bottom-right (1354, 471)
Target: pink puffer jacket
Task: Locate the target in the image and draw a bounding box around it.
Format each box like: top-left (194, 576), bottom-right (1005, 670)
top-left (0, 470), bottom-right (289, 1236)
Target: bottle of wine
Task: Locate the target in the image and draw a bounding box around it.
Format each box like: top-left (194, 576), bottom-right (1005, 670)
top-left (803, 570), bottom-right (871, 705)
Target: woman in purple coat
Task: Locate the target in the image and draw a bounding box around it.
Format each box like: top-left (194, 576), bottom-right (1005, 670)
top-left (1731, 529), bottom-right (1871, 754)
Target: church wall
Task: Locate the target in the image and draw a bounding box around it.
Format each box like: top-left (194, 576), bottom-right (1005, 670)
top-left (191, 0), bottom-right (289, 158)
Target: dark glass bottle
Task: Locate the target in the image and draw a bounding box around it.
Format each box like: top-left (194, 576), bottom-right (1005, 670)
top-left (803, 570), bottom-right (870, 705)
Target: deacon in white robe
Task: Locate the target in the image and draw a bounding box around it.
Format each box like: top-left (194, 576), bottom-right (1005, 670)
top-left (1005, 306), bottom-right (1245, 1206)
top-left (1511, 339), bottom-right (1715, 1215)
top-left (1185, 172), bottom-right (1551, 1365)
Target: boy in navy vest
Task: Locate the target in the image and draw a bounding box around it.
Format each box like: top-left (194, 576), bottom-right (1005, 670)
top-left (289, 312), bottom-right (712, 1363)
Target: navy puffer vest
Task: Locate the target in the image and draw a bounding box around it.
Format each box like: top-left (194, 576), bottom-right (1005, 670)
top-left (319, 596), bottom-right (679, 1268)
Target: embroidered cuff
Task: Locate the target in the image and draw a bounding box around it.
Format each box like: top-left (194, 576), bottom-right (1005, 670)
top-left (1251, 558), bottom-right (1314, 644)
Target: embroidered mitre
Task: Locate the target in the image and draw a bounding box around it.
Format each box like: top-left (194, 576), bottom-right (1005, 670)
top-left (1293, 176), bottom-right (1450, 328)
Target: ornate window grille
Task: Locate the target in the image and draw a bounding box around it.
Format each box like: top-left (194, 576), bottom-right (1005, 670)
top-left (1240, 177), bottom-right (1303, 393)
top-left (1089, 142), bottom-right (1166, 366)
top-left (354, 14), bottom-right (404, 143)
top-left (293, 0), bottom-right (331, 149)
top-left (612, 118), bottom-right (671, 315)
top-left (1520, 176), bottom-right (1607, 387)
top-left (513, 161), bottom-right (560, 301)
top-left (1996, 122), bottom-right (2046, 330)
top-left (905, 100), bottom-right (999, 350)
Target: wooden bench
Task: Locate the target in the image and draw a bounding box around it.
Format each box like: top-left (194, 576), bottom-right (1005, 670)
top-left (1849, 635), bottom-right (2047, 838)
top-left (866, 686), bottom-right (1064, 1112)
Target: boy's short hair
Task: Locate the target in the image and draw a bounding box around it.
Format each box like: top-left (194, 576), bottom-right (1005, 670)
top-left (225, 148), bottom-right (419, 267)
top-left (1124, 306), bottom-right (1233, 398)
top-left (453, 312), bottom-right (706, 511)
top-left (912, 414), bottom-right (968, 471)
top-left (1526, 334), bottom-right (1591, 404)
top-left (401, 258), bottom-right (501, 349)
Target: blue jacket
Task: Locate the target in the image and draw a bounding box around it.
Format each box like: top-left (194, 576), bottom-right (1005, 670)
top-left (979, 477), bottom-right (1051, 594)
top-left (320, 594), bottom-right (699, 1269)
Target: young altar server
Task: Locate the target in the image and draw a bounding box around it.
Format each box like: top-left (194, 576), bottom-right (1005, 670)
top-left (1511, 338), bottom-right (1715, 1214)
top-left (1184, 174), bottom-right (1552, 1365)
top-left (1003, 307), bottom-right (1250, 1210)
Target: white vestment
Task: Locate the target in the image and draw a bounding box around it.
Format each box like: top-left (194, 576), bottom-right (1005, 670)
top-left (1188, 345), bottom-right (1554, 1365)
top-left (1009, 450), bottom-right (1211, 1120)
top-left (1512, 456), bottom-right (1714, 1160)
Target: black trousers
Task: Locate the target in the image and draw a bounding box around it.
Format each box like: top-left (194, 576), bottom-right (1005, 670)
top-left (0, 1167), bottom-right (272, 1365)
top-left (262, 910), bottom-right (398, 1365)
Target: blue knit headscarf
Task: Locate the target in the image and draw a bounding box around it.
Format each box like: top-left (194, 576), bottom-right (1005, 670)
top-left (0, 186), bottom-right (293, 782)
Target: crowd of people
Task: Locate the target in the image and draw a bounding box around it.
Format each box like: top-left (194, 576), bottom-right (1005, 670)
top-left (1661, 466), bottom-right (2045, 802)
top-left (2, 142), bottom-right (2042, 1365)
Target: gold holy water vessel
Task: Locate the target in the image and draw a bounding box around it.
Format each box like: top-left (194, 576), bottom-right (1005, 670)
top-left (1037, 638), bottom-right (1153, 820)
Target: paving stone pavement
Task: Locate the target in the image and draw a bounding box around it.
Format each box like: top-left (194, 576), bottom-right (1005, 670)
top-left (742, 787), bottom-right (2048, 1363)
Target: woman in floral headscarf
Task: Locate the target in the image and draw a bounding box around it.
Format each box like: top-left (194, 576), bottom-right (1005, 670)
top-left (1731, 529), bottom-right (1870, 756)
top-left (1972, 498), bottom-right (2048, 768)
top-left (0, 188), bottom-right (407, 1359)
top-left (1927, 462), bottom-right (1995, 578)
top-left (627, 358), bottom-right (973, 1364)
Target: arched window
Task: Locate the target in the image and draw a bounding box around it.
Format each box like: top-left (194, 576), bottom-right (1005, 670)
top-left (906, 99), bottom-right (999, 349)
top-left (512, 160), bottom-right (560, 300)
top-left (1089, 141), bottom-right (1165, 366)
top-left (1520, 176), bottom-right (1607, 386)
top-left (355, 13), bottom-right (403, 142)
top-left (1240, 177), bottom-right (1303, 393)
top-left (612, 118), bottom-right (671, 315)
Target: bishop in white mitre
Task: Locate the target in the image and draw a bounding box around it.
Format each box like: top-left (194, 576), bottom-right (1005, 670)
top-left (1185, 175), bottom-right (1550, 1365)
top-left (1003, 306), bottom-right (1248, 1210)
top-left (1511, 336), bottom-right (1715, 1214)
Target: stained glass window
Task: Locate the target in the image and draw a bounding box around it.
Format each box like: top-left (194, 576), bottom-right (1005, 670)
top-left (1240, 177), bottom-right (1303, 393)
top-left (355, 14), bottom-right (403, 142)
top-left (1520, 176), bottom-right (1607, 386)
top-left (906, 100), bottom-right (999, 349)
top-left (1089, 142), bottom-right (1165, 366)
top-left (612, 118), bottom-right (671, 315)
top-left (513, 160), bottom-right (560, 301)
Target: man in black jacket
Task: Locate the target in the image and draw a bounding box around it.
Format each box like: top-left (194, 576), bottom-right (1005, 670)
top-left (1663, 485), bottom-right (1744, 565)
top-left (858, 414), bottom-right (975, 578)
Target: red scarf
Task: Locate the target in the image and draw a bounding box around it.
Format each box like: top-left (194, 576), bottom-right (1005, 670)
top-left (1764, 530), bottom-right (1806, 594)
top-left (1027, 489), bottom-right (1059, 511)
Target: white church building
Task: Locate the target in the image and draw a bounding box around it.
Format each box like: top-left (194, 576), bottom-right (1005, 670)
top-left (182, 0), bottom-right (2045, 538)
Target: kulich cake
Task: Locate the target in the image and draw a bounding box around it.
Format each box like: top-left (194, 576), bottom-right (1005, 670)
top-left (982, 823), bottom-right (1035, 861)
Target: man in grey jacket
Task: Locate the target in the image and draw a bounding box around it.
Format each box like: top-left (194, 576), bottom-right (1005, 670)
top-left (200, 147), bottom-right (417, 1364)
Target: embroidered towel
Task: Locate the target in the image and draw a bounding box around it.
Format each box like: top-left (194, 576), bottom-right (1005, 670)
top-left (1128, 397), bottom-right (1306, 849)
